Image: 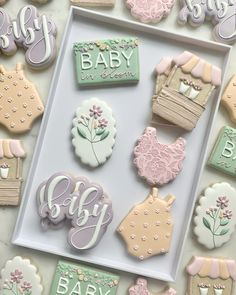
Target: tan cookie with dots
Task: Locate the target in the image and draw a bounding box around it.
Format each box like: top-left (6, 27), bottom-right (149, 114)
top-left (117, 187), bottom-right (175, 260)
top-left (221, 74), bottom-right (236, 124)
top-left (0, 63), bottom-right (44, 133)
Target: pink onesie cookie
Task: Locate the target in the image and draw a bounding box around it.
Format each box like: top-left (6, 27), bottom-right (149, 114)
top-left (125, 0), bottom-right (175, 23)
top-left (134, 127), bottom-right (186, 186)
top-left (129, 278), bottom-right (176, 295)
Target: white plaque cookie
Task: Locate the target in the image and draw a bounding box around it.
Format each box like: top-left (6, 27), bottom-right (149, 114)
top-left (72, 98), bottom-right (116, 168)
top-left (0, 256), bottom-right (43, 295)
top-left (194, 182), bottom-right (236, 249)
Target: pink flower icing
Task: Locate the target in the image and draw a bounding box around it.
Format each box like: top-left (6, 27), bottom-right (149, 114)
top-left (126, 0), bottom-right (175, 23)
top-left (134, 127), bottom-right (186, 186)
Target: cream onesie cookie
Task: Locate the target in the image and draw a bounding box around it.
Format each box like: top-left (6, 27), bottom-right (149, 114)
top-left (72, 98), bottom-right (116, 168)
top-left (194, 182), bottom-right (236, 249)
top-left (117, 187), bottom-right (175, 260)
top-left (186, 256), bottom-right (236, 295)
top-left (0, 256), bottom-right (43, 295)
top-left (0, 63), bottom-right (44, 133)
top-left (221, 75), bottom-right (236, 123)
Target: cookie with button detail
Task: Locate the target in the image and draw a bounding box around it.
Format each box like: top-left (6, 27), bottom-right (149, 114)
top-left (117, 187), bottom-right (175, 260)
top-left (0, 63), bottom-right (44, 133)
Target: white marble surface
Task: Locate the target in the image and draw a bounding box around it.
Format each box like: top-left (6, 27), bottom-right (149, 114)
top-left (0, 0), bottom-right (236, 294)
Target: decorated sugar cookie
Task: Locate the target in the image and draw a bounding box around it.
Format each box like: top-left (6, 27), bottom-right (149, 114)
top-left (73, 37), bottom-right (139, 86)
top-left (0, 63), bottom-right (44, 133)
top-left (50, 260), bottom-right (120, 295)
top-left (134, 127), bottom-right (186, 186)
top-left (117, 187), bottom-right (175, 260)
top-left (0, 139), bottom-right (26, 206)
top-left (37, 172), bottom-right (113, 250)
top-left (71, 0), bottom-right (115, 7)
top-left (186, 256), bottom-right (236, 295)
top-left (178, 0), bottom-right (236, 44)
top-left (194, 182), bottom-right (236, 249)
top-left (208, 126), bottom-right (236, 177)
top-left (152, 51), bottom-right (221, 131)
top-left (0, 256), bottom-right (43, 295)
top-left (0, 5), bottom-right (57, 69)
top-left (221, 75), bottom-right (236, 123)
top-left (129, 278), bottom-right (176, 295)
top-left (72, 98), bottom-right (116, 168)
top-left (125, 0), bottom-right (175, 23)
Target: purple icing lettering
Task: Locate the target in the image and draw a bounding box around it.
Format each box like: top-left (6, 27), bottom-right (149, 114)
top-left (36, 172), bottom-right (113, 250)
top-left (0, 5), bottom-right (57, 69)
top-left (178, 0), bottom-right (236, 44)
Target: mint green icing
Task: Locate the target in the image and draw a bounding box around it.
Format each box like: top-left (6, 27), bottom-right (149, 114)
top-left (49, 261), bottom-right (120, 295)
top-left (208, 126), bottom-right (236, 177)
top-left (73, 37), bottom-right (139, 86)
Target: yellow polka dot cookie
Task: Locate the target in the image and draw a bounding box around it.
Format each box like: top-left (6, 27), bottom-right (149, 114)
top-left (0, 63), bottom-right (44, 133)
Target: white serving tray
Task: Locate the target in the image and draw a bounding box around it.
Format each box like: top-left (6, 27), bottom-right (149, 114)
top-left (12, 6), bottom-right (231, 282)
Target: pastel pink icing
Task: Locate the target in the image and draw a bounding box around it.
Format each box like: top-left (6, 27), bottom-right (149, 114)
top-left (125, 0), bottom-right (175, 24)
top-left (156, 57), bottom-right (172, 75)
top-left (129, 278), bottom-right (176, 295)
top-left (133, 127), bottom-right (186, 186)
top-left (0, 139), bottom-right (25, 158)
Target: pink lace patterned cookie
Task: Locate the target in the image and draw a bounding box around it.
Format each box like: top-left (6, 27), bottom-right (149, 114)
top-left (134, 127), bottom-right (186, 186)
top-left (125, 0), bottom-right (175, 23)
top-left (129, 278), bottom-right (176, 295)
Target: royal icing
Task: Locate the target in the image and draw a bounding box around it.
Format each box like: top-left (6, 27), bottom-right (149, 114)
top-left (37, 172), bottom-right (113, 250)
top-left (50, 260), bottom-right (120, 295)
top-left (133, 127), bottom-right (186, 186)
top-left (0, 256), bottom-right (43, 295)
top-left (186, 256), bottom-right (236, 295)
top-left (221, 74), bottom-right (236, 123)
top-left (0, 139), bottom-right (25, 206)
top-left (73, 38), bottom-right (139, 86)
top-left (194, 182), bottom-right (236, 249)
top-left (178, 0), bottom-right (236, 44)
top-left (117, 187), bottom-right (175, 260)
top-left (129, 278), bottom-right (176, 295)
top-left (152, 51), bottom-right (221, 131)
top-left (71, 0), bottom-right (115, 7)
top-left (0, 5), bottom-right (57, 69)
top-left (125, 0), bottom-right (175, 23)
top-left (0, 63), bottom-right (44, 133)
top-left (71, 98), bottom-right (116, 168)
top-left (208, 126), bottom-right (236, 177)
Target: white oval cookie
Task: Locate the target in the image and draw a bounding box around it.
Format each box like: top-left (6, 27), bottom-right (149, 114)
top-left (0, 256), bottom-right (43, 295)
top-left (194, 182), bottom-right (236, 249)
top-left (71, 98), bottom-right (116, 167)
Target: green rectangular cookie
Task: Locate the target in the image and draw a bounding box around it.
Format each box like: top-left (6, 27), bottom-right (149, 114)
top-left (208, 126), bottom-right (236, 177)
top-left (49, 260), bottom-right (120, 295)
top-left (73, 37), bottom-right (139, 86)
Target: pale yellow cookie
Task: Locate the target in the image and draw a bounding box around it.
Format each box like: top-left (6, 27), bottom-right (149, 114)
top-left (221, 75), bottom-right (236, 124)
top-left (0, 63), bottom-right (44, 133)
top-left (117, 188), bottom-right (175, 260)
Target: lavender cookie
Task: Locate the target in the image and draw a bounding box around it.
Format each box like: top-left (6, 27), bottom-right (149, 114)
top-left (37, 172), bottom-right (113, 250)
top-left (0, 5), bottom-right (57, 69)
top-left (178, 0), bottom-right (236, 44)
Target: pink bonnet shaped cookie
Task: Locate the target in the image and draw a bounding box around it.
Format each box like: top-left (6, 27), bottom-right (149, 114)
top-left (134, 127), bottom-right (186, 186)
top-left (125, 0), bottom-right (175, 23)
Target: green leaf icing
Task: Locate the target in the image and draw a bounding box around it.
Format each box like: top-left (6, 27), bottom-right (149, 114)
top-left (49, 261), bottom-right (120, 295)
top-left (203, 217), bottom-right (211, 230)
